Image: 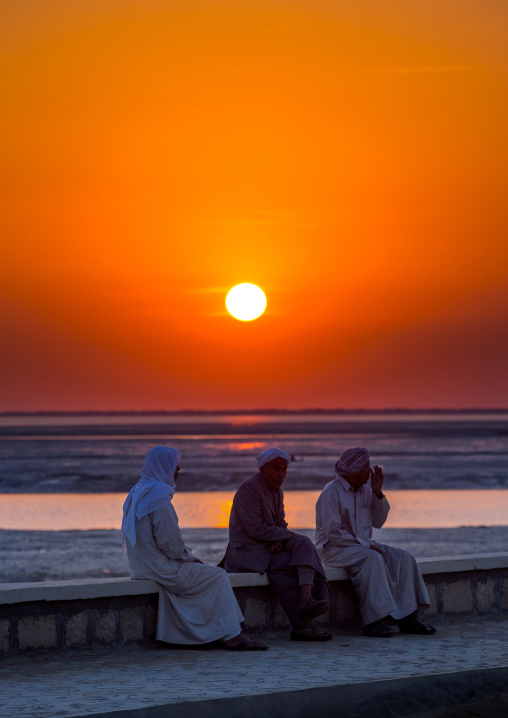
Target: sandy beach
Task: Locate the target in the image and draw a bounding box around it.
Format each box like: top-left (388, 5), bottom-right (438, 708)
top-left (1, 525), bottom-right (507, 583)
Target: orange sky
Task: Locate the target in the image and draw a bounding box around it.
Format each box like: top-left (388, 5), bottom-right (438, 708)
top-left (1, 0), bottom-right (507, 411)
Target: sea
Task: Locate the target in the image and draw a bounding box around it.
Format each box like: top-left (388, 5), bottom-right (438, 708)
top-left (1, 411), bottom-right (508, 530)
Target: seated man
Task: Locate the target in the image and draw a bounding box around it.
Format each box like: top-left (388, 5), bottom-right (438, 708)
top-left (315, 447), bottom-right (435, 638)
top-left (224, 447), bottom-right (331, 641)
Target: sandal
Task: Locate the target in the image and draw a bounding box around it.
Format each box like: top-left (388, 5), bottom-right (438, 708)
top-left (290, 627), bottom-right (332, 642)
top-left (224, 640), bottom-right (269, 651)
top-left (399, 620), bottom-right (436, 635)
top-left (223, 635), bottom-right (269, 651)
top-left (363, 621), bottom-right (394, 638)
top-left (298, 599), bottom-right (329, 620)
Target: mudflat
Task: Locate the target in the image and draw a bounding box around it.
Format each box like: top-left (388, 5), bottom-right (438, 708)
top-left (1, 525), bottom-right (507, 583)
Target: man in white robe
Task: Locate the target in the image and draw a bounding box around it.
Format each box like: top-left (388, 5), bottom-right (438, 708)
top-left (315, 447), bottom-right (435, 637)
top-left (122, 446), bottom-right (268, 650)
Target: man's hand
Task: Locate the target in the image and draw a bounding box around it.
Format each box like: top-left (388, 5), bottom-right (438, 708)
top-left (370, 464), bottom-right (384, 497)
top-left (269, 540), bottom-right (284, 553)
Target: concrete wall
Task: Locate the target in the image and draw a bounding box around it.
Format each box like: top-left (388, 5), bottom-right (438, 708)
top-left (1, 554), bottom-right (508, 657)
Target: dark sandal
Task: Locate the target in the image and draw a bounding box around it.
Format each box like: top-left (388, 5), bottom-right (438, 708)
top-left (298, 599), bottom-right (329, 620)
top-left (290, 627), bottom-right (332, 642)
top-left (224, 640), bottom-right (269, 651)
top-left (399, 620), bottom-right (436, 635)
top-left (363, 622), bottom-right (394, 638)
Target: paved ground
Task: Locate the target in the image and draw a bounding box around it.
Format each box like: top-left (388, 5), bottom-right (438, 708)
top-left (1, 616), bottom-right (508, 718)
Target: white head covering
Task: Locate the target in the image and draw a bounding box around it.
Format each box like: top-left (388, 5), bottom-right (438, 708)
top-left (121, 446), bottom-right (181, 554)
top-left (256, 447), bottom-right (292, 469)
top-left (334, 447), bottom-right (370, 477)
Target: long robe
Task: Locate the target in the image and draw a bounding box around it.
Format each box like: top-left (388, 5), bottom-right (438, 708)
top-left (225, 473), bottom-right (328, 628)
top-left (126, 503), bottom-right (244, 644)
top-left (315, 476), bottom-right (429, 625)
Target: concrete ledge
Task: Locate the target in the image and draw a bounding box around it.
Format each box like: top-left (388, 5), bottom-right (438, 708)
top-left (0, 578), bottom-right (159, 605)
top-left (3, 554), bottom-right (507, 605)
top-left (0, 570), bottom-right (348, 605)
top-left (417, 552), bottom-right (508, 575)
top-left (2, 554), bottom-right (508, 656)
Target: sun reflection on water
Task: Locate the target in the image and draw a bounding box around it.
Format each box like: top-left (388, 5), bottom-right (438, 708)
top-left (0, 491), bottom-right (508, 531)
top-left (226, 442), bottom-right (265, 451)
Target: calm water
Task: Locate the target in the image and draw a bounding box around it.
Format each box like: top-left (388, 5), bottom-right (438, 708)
top-left (1, 490), bottom-right (508, 530)
top-left (1, 411), bottom-right (508, 494)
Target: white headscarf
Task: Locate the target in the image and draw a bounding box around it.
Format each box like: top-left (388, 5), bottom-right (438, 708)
top-left (334, 447), bottom-right (370, 477)
top-left (256, 447), bottom-right (292, 469)
top-left (121, 446), bottom-right (181, 554)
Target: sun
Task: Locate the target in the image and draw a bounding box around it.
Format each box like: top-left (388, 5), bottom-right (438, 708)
top-left (225, 283), bottom-right (267, 321)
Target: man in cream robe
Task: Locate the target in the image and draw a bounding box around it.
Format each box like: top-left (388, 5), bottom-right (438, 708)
top-left (315, 447), bottom-right (435, 637)
top-left (122, 446), bottom-right (267, 649)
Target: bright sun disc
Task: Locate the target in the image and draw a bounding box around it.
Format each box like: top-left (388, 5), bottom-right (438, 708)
top-left (226, 283), bottom-right (267, 321)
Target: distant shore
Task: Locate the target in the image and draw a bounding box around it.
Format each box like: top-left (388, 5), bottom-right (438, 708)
top-left (1, 525), bottom-right (507, 583)
top-left (2, 408), bottom-right (508, 416)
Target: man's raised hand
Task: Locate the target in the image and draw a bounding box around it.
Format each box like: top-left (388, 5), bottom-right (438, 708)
top-left (370, 465), bottom-right (384, 497)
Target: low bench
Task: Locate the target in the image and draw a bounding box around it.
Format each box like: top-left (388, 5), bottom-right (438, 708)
top-left (1, 554), bottom-right (508, 656)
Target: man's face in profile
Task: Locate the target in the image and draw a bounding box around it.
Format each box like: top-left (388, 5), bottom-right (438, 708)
top-left (260, 457), bottom-right (288, 491)
top-left (345, 463), bottom-right (372, 490)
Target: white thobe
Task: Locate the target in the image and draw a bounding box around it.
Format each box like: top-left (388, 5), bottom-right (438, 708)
top-left (127, 503), bottom-right (244, 644)
top-left (315, 477), bottom-right (430, 625)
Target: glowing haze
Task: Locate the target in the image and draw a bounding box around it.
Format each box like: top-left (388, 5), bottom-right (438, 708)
top-left (1, 0), bottom-right (507, 411)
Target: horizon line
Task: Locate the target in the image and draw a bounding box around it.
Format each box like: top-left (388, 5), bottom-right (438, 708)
top-left (2, 408), bottom-right (508, 416)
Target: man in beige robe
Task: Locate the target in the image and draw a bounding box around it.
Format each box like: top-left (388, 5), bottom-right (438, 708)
top-left (122, 446), bottom-right (267, 650)
top-left (315, 447), bottom-right (435, 637)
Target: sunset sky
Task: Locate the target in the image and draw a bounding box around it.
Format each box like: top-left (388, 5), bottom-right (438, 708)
top-left (1, 0), bottom-right (507, 411)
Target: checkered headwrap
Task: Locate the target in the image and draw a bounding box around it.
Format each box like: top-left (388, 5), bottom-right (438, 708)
top-left (334, 447), bottom-right (370, 477)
